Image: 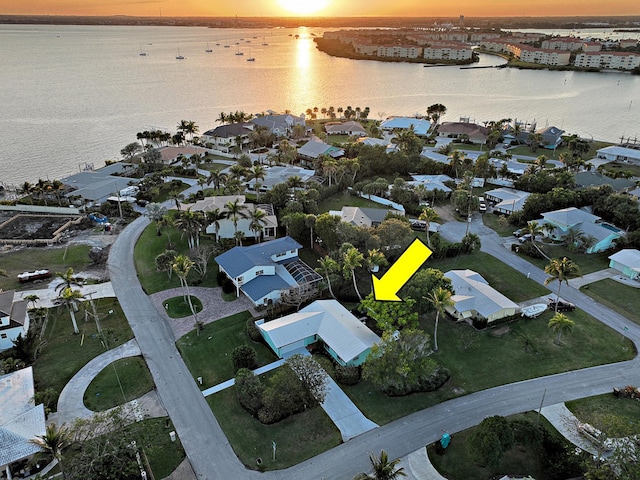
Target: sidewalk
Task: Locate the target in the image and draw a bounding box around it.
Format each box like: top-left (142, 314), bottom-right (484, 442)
top-left (540, 403), bottom-right (599, 455)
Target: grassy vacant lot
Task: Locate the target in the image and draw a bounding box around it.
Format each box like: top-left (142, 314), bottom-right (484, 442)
top-left (0, 244), bottom-right (92, 292)
top-left (340, 308), bottom-right (634, 426)
top-left (165, 295), bottom-right (203, 318)
top-left (598, 161), bottom-right (640, 178)
top-left (521, 243), bottom-right (611, 275)
top-left (176, 311), bottom-right (277, 388)
top-left (154, 180), bottom-right (190, 203)
top-left (580, 279), bottom-right (640, 324)
top-left (84, 356), bottom-right (155, 411)
top-left (34, 298), bottom-right (134, 410)
top-left (426, 252), bottom-right (550, 302)
top-left (508, 139), bottom-right (611, 160)
top-left (316, 190), bottom-right (387, 214)
top-left (566, 393), bottom-right (640, 430)
top-left (429, 412), bottom-right (573, 480)
top-left (207, 383), bottom-right (341, 470)
top-left (133, 221), bottom-right (219, 294)
top-left (482, 212), bottom-right (513, 237)
top-left (136, 418), bottom-right (186, 479)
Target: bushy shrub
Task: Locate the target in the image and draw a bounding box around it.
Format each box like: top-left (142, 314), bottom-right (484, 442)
top-left (235, 368), bottom-right (263, 415)
top-left (473, 317), bottom-right (488, 330)
top-left (246, 319), bottom-right (262, 342)
top-left (232, 345), bottom-right (258, 372)
top-left (221, 279), bottom-right (235, 294)
top-left (335, 364), bottom-right (361, 386)
top-left (518, 241), bottom-right (544, 259)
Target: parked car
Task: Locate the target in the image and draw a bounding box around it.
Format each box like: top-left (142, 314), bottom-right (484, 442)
top-left (409, 219), bottom-right (427, 231)
top-left (518, 234), bottom-right (533, 243)
top-left (478, 197), bottom-right (487, 213)
top-left (547, 298), bottom-right (576, 312)
top-left (513, 228), bottom-right (525, 237)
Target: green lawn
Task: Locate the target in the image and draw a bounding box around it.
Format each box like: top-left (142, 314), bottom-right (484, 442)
top-left (425, 252), bottom-right (550, 302)
top-left (566, 393), bottom-right (640, 431)
top-left (33, 298), bottom-right (135, 410)
top-left (520, 244), bottom-right (611, 275)
top-left (154, 181), bottom-right (190, 204)
top-left (482, 212), bottom-right (515, 237)
top-left (200, 162), bottom-right (229, 173)
top-left (429, 412), bottom-right (576, 480)
top-left (0, 244), bottom-right (92, 292)
top-left (133, 221), bottom-right (219, 294)
top-left (164, 295), bottom-right (203, 318)
top-left (508, 139), bottom-right (611, 161)
top-left (207, 383), bottom-right (341, 471)
top-left (598, 161), bottom-right (640, 178)
top-left (339, 308), bottom-right (634, 425)
top-left (84, 356), bottom-right (155, 411)
top-left (580, 279), bottom-right (640, 324)
top-left (176, 311), bottom-right (277, 389)
top-left (316, 190), bottom-right (388, 214)
top-left (135, 418), bottom-right (186, 479)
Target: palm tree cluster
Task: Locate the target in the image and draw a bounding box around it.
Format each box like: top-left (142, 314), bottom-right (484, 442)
top-left (544, 257), bottom-right (581, 312)
top-left (20, 179), bottom-right (67, 206)
top-left (177, 119), bottom-right (199, 142)
top-left (135, 129), bottom-right (173, 148)
top-left (314, 105), bottom-right (370, 121)
top-left (216, 111), bottom-right (253, 124)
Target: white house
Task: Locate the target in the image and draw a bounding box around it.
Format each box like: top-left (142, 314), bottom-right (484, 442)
top-left (596, 146), bottom-right (640, 164)
top-left (325, 121), bottom-right (367, 136)
top-left (215, 236), bottom-right (322, 306)
top-left (329, 206), bottom-right (401, 228)
top-left (245, 166), bottom-right (318, 192)
top-left (0, 291), bottom-right (29, 351)
top-left (380, 117), bottom-right (432, 136)
top-left (540, 207), bottom-right (623, 254)
top-left (257, 300), bottom-right (380, 366)
top-left (608, 249), bottom-right (640, 281)
top-left (250, 113), bottom-right (306, 136)
top-left (484, 188), bottom-right (530, 215)
top-left (178, 195), bottom-right (278, 241)
top-left (200, 123), bottom-right (253, 153)
top-left (409, 174), bottom-right (453, 193)
top-left (445, 270), bottom-right (519, 323)
top-left (0, 367), bottom-right (46, 479)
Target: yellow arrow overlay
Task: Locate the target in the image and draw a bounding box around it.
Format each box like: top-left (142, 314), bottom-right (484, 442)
top-left (372, 238), bottom-right (433, 302)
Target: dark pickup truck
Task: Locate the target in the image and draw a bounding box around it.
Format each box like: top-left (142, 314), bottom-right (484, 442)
top-left (547, 299), bottom-right (576, 312)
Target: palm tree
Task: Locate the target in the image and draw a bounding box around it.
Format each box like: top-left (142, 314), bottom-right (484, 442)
top-left (54, 267), bottom-right (82, 295)
top-left (425, 287), bottom-right (454, 352)
top-left (224, 198), bottom-right (248, 245)
top-left (157, 214), bottom-right (174, 247)
top-left (58, 287), bottom-right (84, 334)
top-left (172, 254), bottom-right (201, 335)
top-left (525, 220), bottom-right (544, 243)
top-left (248, 208), bottom-right (268, 243)
top-left (544, 257), bottom-right (581, 312)
top-left (562, 225), bottom-right (586, 251)
top-left (418, 207), bottom-right (439, 247)
top-left (548, 312), bottom-right (575, 345)
top-left (305, 214), bottom-right (317, 249)
top-left (228, 164), bottom-right (247, 182)
top-left (174, 208), bottom-right (204, 249)
top-left (448, 149), bottom-right (464, 178)
top-left (366, 249), bottom-right (387, 274)
top-left (30, 422), bottom-right (70, 478)
top-left (205, 208), bottom-right (223, 241)
top-left (317, 256), bottom-right (339, 299)
top-left (353, 450), bottom-right (407, 480)
top-left (145, 202), bottom-right (168, 236)
top-left (245, 164), bottom-right (266, 200)
top-left (427, 103), bottom-right (447, 125)
top-left (207, 170), bottom-right (228, 193)
top-left (169, 190), bottom-right (184, 210)
top-left (342, 245), bottom-right (365, 301)
top-left (23, 294), bottom-right (40, 309)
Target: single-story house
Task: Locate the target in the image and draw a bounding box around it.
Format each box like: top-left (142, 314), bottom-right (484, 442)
top-left (157, 146), bottom-right (208, 165)
top-left (297, 137), bottom-right (345, 162)
top-left (608, 249), bottom-right (640, 280)
top-left (628, 186), bottom-right (640, 199)
top-left (61, 163), bottom-right (139, 204)
top-left (0, 367), bottom-right (46, 479)
top-left (177, 195), bottom-right (278, 241)
top-left (491, 158), bottom-right (529, 176)
top-left (574, 171), bottom-right (634, 192)
top-left (201, 123), bottom-right (253, 153)
top-left (325, 121), bottom-right (367, 136)
top-left (409, 174), bottom-right (453, 193)
top-left (540, 207), bottom-right (623, 253)
top-left (0, 291), bottom-right (29, 351)
top-left (357, 137), bottom-right (397, 152)
top-left (329, 206), bottom-right (401, 228)
top-left (245, 166), bottom-right (318, 192)
top-left (484, 188), bottom-right (530, 214)
top-left (445, 269), bottom-right (519, 323)
top-left (596, 145), bottom-right (640, 164)
top-left (250, 113), bottom-right (306, 136)
top-left (420, 149), bottom-right (450, 164)
top-left (437, 122), bottom-right (489, 144)
top-left (380, 117), bottom-right (432, 136)
top-left (257, 300), bottom-right (380, 366)
top-left (215, 236), bottom-right (322, 306)
top-left (535, 126), bottom-right (565, 150)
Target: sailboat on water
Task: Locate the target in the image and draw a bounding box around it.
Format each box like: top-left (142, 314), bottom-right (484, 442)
top-left (235, 45), bottom-right (244, 56)
top-left (205, 42), bottom-right (213, 53)
top-left (139, 44), bottom-right (147, 56)
top-left (176, 48), bottom-right (185, 60)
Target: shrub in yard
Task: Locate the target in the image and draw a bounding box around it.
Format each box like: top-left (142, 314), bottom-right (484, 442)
top-left (518, 241), bottom-right (545, 259)
top-left (235, 368), bottom-right (263, 415)
top-left (246, 319), bottom-right (262, 342)
top-left (216, 270), bottom-right (227, 285)
top-left (232, 345), bottom-right (258, 372)
top-left (222, 279), bottom-right (235, 294)
top-left (335, 364), bottom-right (361, 386)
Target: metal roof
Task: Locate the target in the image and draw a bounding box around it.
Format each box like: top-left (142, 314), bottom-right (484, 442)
top-left (446, 270), bottom-right (518, 319)
top-left (609, 249), bottom-right (640, 268)
top-left (215, 236), bottom-right (302, 278)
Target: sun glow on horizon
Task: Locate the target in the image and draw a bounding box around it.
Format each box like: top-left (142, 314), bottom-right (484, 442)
top-left (277, 0), bottom-right (332, 16)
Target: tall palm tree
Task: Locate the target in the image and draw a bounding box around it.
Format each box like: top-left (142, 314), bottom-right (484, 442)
top-left (23, 294), bottom-right (40, 309)
top-left (145, 202), bottom-right (168, 236)
top-left (207, 170), bottom-right (228, 193)
top-left (342, 245), bottom-right (365, 301)
top-left (366, 248), bottom-right (387, 274)
top-left (172, 254), bottom-right (201, 335)
top-left (248, 208), bottom-right (268, 243)
top-left (245, 164), bottom-right (266, 200)
top-left (305, 214), bottom-right (317, 249)
top-left (224, 198), bottom-right (248, 245)
top-left (353, 450), bottom-right (407, 480)
top-left (418, 207), bottom-right (439, 247)
top-left (174, 208), bottom-right (204, 249)
top-left (228, 164), bottom-right (247, 182)
top-left (55, 267), bottom-right (82, 295)
top-left (317, 256), bottom-right (339, 299)
top-left (30, 423), bottom-right (70, 478)
top-left (548, 312), bottom-right (575, 345)
top-left (525, 220), bottom-right (545, 243)
top-left (157, 214), bottom-right (174, 247)
top-left (448, 149), bottom-right (464, 178)
top-left (169, 190), bottom-right (184, 210)
top-left (205, 208), bottom-right (223, 241)
top-left (425, 287), bottom-right (454, 352)
top-left (58, 287), bottom-right (84, 334)
top-left (544, 257), bottom-right (581, 312)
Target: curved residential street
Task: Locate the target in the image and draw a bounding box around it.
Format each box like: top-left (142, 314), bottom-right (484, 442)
top-left (108, 215), bottom-right (640, 479)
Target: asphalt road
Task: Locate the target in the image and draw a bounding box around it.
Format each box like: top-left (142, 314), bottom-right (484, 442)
top-left (108, 215), bottom-right (640, 479)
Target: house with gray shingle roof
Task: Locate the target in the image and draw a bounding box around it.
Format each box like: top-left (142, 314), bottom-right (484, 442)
top-left (257, 300), bottom-right (380, 366)
top-left (445, 270), bottom-right (519, 323)
top-left (215, 237), bottom-right (321, 306)
top-left (201, 123), bottom-right (254, 153)
top-left (0, 291), bottom-right (29, 351)
top-left (297, 137), bottom-right (345, 163)
top-left (484, 187), bottom-right (530, 214)
top-left (250, 113), bottom-right (306, 136)
top-left (329, 206), bottom-right (401, 228)
top-left (61, 163), bottom-right (138, 204)
top-left (0, 367), bottom-right (46, 478)
top-left (437, 122), bottom-right (489, 144)
top-left (325, 121), bottom-right (367, 136)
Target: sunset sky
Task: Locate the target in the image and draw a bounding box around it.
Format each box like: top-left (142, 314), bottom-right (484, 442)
top-left (3, 0), bottom-right (639, 18)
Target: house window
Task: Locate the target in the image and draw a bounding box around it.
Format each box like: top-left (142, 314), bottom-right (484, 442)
top-left (255, 270), bottom-right (263, 276)
top-left (1, 334), bottom-right (7, 339)
top-left (275, 252), bottom-right (285, 258)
